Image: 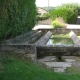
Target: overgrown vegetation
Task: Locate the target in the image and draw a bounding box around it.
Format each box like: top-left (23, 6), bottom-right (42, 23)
top-left (50, 3), bottom-right (80, 24)
top-left (0, 0), bottom-right (36, 41)
top-left (0, 55), bottom-right (80, 80)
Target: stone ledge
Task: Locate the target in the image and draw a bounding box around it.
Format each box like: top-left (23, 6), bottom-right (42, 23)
top-left (0, 45), bottom-right (37, 62)
top-left (35, 31), bottom-right (52, 46)
top-left (1, 30), bottom-right (43, 45)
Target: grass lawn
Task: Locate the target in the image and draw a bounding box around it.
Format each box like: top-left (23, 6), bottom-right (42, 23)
top-left (0, 56), bottom-right (80, 80)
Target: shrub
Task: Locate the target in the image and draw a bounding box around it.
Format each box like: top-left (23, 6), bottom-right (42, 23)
top-left (51, 20), bottom-right (66, 28)
top-left (0, 0), bottom-right (36, 41)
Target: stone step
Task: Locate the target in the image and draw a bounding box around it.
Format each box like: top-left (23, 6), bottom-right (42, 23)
top-left (37, 56), bottom-right (76, 72)
top-left (37, 56), bottom-right (56, 62)
top-left (42, 62), bottom-right (72, 68)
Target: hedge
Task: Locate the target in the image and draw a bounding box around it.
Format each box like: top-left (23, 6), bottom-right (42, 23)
top-left (0, 0), bottom-right (36, 41)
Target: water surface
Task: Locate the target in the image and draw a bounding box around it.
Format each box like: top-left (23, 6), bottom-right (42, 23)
top-left (46, 34), bottom-right (73, 46)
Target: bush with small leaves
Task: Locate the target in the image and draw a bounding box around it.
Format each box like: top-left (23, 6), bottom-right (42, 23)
top-left (51, 20), bottom-right (66, 28)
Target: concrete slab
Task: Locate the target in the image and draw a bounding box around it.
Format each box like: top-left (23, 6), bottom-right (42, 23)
top-left (42, 62), bottom-right (72, 68)
top-left (38, 56), bottom-right (56, 62)
top-left (32, 25), bottom-right (52, 30)
top-left (53, 68), bottom-right (66, 72)
top-left (65, 59), bottom-right (75, 62)
top-left (69, 31), bottom-right (80, 45)
top-left (33, 24), bottom-right (80, 30)
top-left (41, 62), bottom-right (72, 72)
top-left (38, 56), bottom-right (80, 72)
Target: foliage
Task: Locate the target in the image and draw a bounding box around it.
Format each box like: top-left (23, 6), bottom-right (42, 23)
top-left (0, 0), bottom-right (36, 41)
top-left (50, 8), bottom-right (77, 24)
top-left (56, 3), bottom-right (79, 15)
top-left (51, 20), bottom-right (66, 28)
top-left (50, 3), bottom-right (79, 24)
top-left (36, 13), bottom-right (50, 21)
top-left (0, 56), bottom-right (80, 80)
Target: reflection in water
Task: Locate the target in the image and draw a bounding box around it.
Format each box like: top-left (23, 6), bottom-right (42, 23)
top-left (46, 34), bottom-right (73, 46)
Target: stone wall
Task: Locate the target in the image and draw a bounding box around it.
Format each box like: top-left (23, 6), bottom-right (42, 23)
top-left (0, 45), bottom-right (37, 62)
top-left (38, 28), bottom-right (80, 35)
top-left (37, 46), bottom-right (80, 57)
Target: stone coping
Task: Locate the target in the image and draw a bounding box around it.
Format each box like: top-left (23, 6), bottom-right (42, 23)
top-left (1, 30), bottom-right (43, 45)
top-left (34, 31), bottom-right (52, 46)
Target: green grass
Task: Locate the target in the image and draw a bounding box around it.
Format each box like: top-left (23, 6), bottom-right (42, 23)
top-left (0, 56), bottom-right (80, 80)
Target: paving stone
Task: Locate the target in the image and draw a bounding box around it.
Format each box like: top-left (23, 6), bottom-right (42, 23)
top-left (38, 56), bottom-right (56, 62)
top-left (53, 68), bottom-right (66, 72)
top-left (42, 62), bottom-right (72, 68)
top-left (65, 59), bottom-right (75, 62)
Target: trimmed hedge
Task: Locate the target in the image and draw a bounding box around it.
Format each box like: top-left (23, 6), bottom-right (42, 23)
top-left (0, 0), bottom-right (36, 40)
top-left (50, 3), bottom-right (79, 24)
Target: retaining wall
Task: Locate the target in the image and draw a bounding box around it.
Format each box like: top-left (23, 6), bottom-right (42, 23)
top-left (37, 46), bottom-right (80, 57)
top-left (38, 28), bottom-right (80, 35)
top-left (1, 28), bottom-right (80, 61)
top-left (0, 45), bottom-right (37, 62)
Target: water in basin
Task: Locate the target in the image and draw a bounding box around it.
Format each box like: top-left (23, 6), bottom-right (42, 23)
top-left (46, 34), bottom-right (73, 46)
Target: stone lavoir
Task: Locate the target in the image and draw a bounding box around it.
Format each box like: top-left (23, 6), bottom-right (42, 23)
top-left (0, 28), bottom-right (80, 72)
